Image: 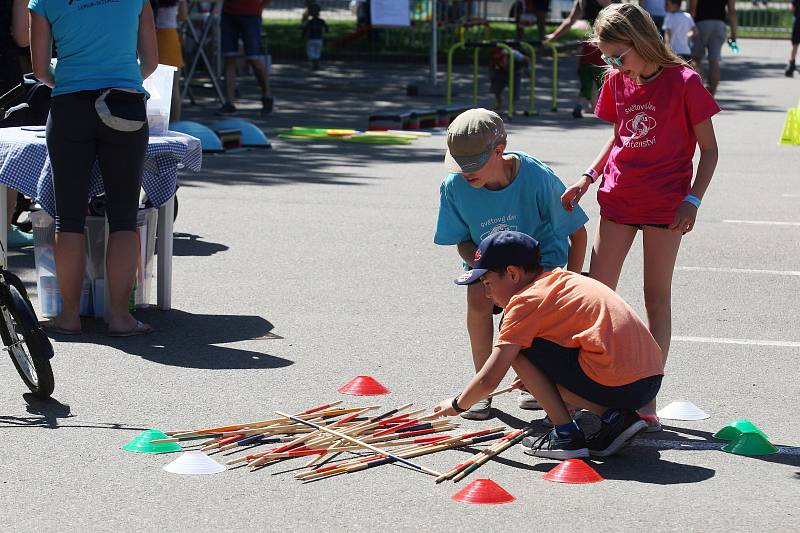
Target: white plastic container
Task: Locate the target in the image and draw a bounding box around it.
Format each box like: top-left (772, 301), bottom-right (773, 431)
top-left (143, 64), bottom-right (177, 136)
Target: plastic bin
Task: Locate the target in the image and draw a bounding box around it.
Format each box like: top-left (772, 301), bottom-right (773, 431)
top-left (30, 208), bottom-right (157, 319)
top-left (143, 64), bottom-right (177, 136)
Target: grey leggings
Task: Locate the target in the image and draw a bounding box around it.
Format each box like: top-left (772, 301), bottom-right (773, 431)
top-left (46, 90), bottom-right (148, 233)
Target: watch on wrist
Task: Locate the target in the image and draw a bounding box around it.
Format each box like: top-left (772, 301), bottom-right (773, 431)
top-left (451, 394), bottom-right (467, 413)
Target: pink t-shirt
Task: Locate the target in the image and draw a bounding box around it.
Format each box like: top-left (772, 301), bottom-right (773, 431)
top-left (594, 66), bottom-right (720, 224)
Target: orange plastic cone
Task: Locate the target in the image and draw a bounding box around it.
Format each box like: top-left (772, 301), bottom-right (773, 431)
top-left (337, 375), bottom-right (390, 396)
top-left (451, 479), bottom-right (515, 504)
top-left (544, 459), bottom-right (604, 484)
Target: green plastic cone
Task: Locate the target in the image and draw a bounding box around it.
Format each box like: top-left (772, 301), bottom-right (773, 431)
top-left (722, 432), bottom-right (777, 456)
top-left (714, 420), bottom-right (769, 441)
top-left (122, 429), bottom-right (182, 454)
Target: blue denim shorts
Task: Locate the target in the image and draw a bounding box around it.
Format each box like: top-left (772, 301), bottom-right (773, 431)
top-left (221, 14), bottom-right (264, 58)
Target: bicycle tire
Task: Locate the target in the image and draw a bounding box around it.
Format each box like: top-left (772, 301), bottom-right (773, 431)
top-left (0, 283), bottom-right (55, 398)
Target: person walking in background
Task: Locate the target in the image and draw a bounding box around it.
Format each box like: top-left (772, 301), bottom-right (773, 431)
top-left (302, 3), bottom-right (328, 70)
top-left (29, 0), bottom-right (158, 336)
top-left (690, 0), bottom-right (737, 95)
top-left (663, 0), bottom-right (698, 64)
top-left (218, 0), bottom-right (273, 116)
top-left (546, 0), bottom-right (619, 119)
top-left (155, 0), bottom-right (188, 122)
top-left (1, 0), bottom-right (34, 249)
top-left (787, 0), bottom-right (799, 76)
top-left (512, 0), bottom-right (550, 43)
top-left (638, 0), bottom-right (666, 34)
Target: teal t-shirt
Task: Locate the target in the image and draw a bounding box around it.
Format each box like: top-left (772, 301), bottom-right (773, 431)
top-left (28, 0), bottom-right (146, 96)
top-left (434, 151), bottom-right (589, 269)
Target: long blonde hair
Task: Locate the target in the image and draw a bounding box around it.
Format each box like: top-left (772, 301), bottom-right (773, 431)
top-left (590, 3), bottom-right (687, 74)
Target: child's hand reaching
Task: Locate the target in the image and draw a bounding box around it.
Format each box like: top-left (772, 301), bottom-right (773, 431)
top-left (670, 201), bottom-right (698, 232)
top-left (426, 397), bottom-right (459, 419)
top-left (561, 175), bottom-right (592, 211)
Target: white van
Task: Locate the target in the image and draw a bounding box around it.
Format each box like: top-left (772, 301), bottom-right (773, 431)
top-left (482, 0), bottom-right (574, 23)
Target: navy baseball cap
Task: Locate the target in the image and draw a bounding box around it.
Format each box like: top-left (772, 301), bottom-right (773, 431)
top-left (454, 231), bottom-right (540, 285)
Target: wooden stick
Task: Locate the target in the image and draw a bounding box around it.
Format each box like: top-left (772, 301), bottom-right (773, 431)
top-left (451, 427), bottom-right (535, 482)
top-left (487, 385), bottom-right (516, 399)
top-left (301, 431), bottom-right (506, 482)
top-left (276, 411), bottom-right (442, 477)
top-left (435, 429), bottom-right (523, 483)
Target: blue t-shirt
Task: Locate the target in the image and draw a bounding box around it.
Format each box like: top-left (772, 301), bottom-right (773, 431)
top-left (28, 0), bottom-right (146, 96)
top-left (434, 151), bottom-right (589, 269)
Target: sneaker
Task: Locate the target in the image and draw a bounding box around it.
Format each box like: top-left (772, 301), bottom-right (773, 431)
top-left (216, 102), bottom-right (237, 115)
top-left (8, 227), bottom-right (33, 248)
top-left (541, 409), bottom-right (583, 428)
top-left (261, 95), bottom-right (274, 115)
top-left (572, 104), bottom-right (583, 118)
top-left (638, 413), bottom-right (663, 433)
top-left (785, 61), bottom-right (796, 78)
top-left (520, 428), bottom-right (589, 459)
top-left (518, 391), bottom-right (541, 410)
top-left (460, 398), bottom-right (492, 420)
top-left (587, 409), bottom-right (647, 457)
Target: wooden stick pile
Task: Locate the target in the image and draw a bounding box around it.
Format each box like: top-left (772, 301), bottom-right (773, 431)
top-left (153, 388), bottom-right (523, 483)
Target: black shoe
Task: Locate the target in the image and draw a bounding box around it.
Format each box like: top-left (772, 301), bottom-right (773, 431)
top-left (572, 104), bottom-right (584, 119)
top-left (587, 409), bottom-right (647, 457)
top-left (261, 96), bottom-right (274, 115)
top-left (520, 428), bottom-right (589, 459)
top-left (216, 102), bottom-right (237, 116)
top-left (786, 61), bottom-right (796, 78)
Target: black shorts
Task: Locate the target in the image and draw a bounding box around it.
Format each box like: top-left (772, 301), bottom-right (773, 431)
top-left (533, 0), bottom-right (550, 12)
top-left (792, 19), bottom-right (800, 46)
top-left (521, 338), bottom-right (662, 410)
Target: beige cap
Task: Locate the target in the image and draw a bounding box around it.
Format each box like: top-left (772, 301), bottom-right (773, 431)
top-left (444, 108), bottom-right (506, 173)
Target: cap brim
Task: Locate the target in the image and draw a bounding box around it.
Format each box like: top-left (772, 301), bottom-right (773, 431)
top-left (454, 268), bottom-right (488, 285)
top-left (444, 149), bottom-right (491, 173)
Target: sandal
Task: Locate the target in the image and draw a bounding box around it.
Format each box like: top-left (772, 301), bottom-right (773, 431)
top-left (40, 319), bottom-right (82, 335)
top-left (108, 320), bottom-right (154, 337)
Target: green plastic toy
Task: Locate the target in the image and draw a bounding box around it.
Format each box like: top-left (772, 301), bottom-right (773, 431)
top-left (122, 429), bottom-right (182, 454)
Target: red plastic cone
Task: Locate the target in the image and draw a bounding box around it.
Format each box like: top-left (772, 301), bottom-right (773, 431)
top-left (337, 376), bottom-right (391, 396)
top-left (451, 479), bottom-right (515, 504)
top-left (544, 459), bottom-right (604, 484)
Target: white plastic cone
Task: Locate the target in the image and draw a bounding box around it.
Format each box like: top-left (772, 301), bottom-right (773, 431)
top-left (163, 451), bottom-right (226, 475)
top-left (657, 401), bottom-right (710, 421)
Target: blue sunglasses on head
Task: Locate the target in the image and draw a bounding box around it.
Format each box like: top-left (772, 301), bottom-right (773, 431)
top-left (601, 47), bottom-right (632, 67)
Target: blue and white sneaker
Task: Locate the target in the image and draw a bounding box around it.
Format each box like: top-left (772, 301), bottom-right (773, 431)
top-left (520, 429), bottom-right (589, 460)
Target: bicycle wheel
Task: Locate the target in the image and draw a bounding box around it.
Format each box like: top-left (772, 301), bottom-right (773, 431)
top-left (0, 282), bottom-right (55, 398)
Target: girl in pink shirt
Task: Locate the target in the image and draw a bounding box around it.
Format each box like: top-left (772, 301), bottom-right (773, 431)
top-left (560, 3), bottom-right (719, 428)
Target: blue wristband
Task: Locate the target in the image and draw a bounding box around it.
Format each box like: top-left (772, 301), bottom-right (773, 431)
top-left (684, 194), bottom-right (701, 208)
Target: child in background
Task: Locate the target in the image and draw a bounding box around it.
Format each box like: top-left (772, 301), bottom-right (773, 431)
top-left (787, 0), bottom-right (799, 76)
top-left (302, 3), bottom-right (328, 70)
top-left (429, 231), bottom-right (664, 459)
top-left (546, 0), bottom-right (619, 119)
top-left (561, 3), bottom-right (719, 430)
top-left (488, 45), bottom-right (529, 112)
top-left (663, 0), bottom-right (697, 64)
top-left (155, 0), bottom-right (188, 122)
top-left (435, 108), bottom-right (588, 421)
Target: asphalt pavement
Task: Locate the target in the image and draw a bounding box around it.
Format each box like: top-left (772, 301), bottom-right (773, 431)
top-left (2, 38), bottom-right (799, 532)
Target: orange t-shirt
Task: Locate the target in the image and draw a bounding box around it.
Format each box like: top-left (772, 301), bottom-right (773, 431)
top-left (496, 269), bottom-right (664, 386)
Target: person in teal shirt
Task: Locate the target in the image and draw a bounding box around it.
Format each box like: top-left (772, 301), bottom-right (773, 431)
top-left (29, 0), bottom-right (159, 337)
top-left (435, 108), bottom-right (588, 420)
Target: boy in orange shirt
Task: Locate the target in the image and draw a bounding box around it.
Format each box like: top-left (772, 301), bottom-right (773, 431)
top-left (430, 230), bottom-right (664, 458)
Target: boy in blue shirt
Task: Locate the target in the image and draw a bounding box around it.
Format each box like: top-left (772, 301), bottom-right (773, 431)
top-left (435, 108), bottom-right (588, 420)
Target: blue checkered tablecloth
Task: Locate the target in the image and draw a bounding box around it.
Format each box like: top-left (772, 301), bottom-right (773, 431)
top-left (0, 127), bottom-right (202, 216)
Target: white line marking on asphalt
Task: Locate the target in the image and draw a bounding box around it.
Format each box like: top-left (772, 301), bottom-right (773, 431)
top-left (631, 439), bottom-right (800, 455)
top-left (676, 266), bottom-right (800, 277)
top-left (781, 194), bottom-right (800, 198)
top-left (672, 336), bottom-right (800, 348)
top-left (723, 219), bottom-right (800, 226)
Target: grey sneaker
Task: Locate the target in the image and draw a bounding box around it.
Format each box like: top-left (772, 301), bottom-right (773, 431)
top-left (520, 428), bottom-right (589, 459)
top-left (518, 391), bottom-right (541, 410)
top-left (460, 398), bottom-right (492, 420)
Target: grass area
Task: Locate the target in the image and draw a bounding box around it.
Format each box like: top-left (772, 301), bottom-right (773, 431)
top-left (264, 19), bottom-right (587, 59)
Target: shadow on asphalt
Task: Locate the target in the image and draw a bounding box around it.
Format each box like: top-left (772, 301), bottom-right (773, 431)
top-left (0, 394), bottom-right (148, 431)
top-left (171, 232), bottom-right (229, 257)
top-left (50, 309), bottom-right (293, 370)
